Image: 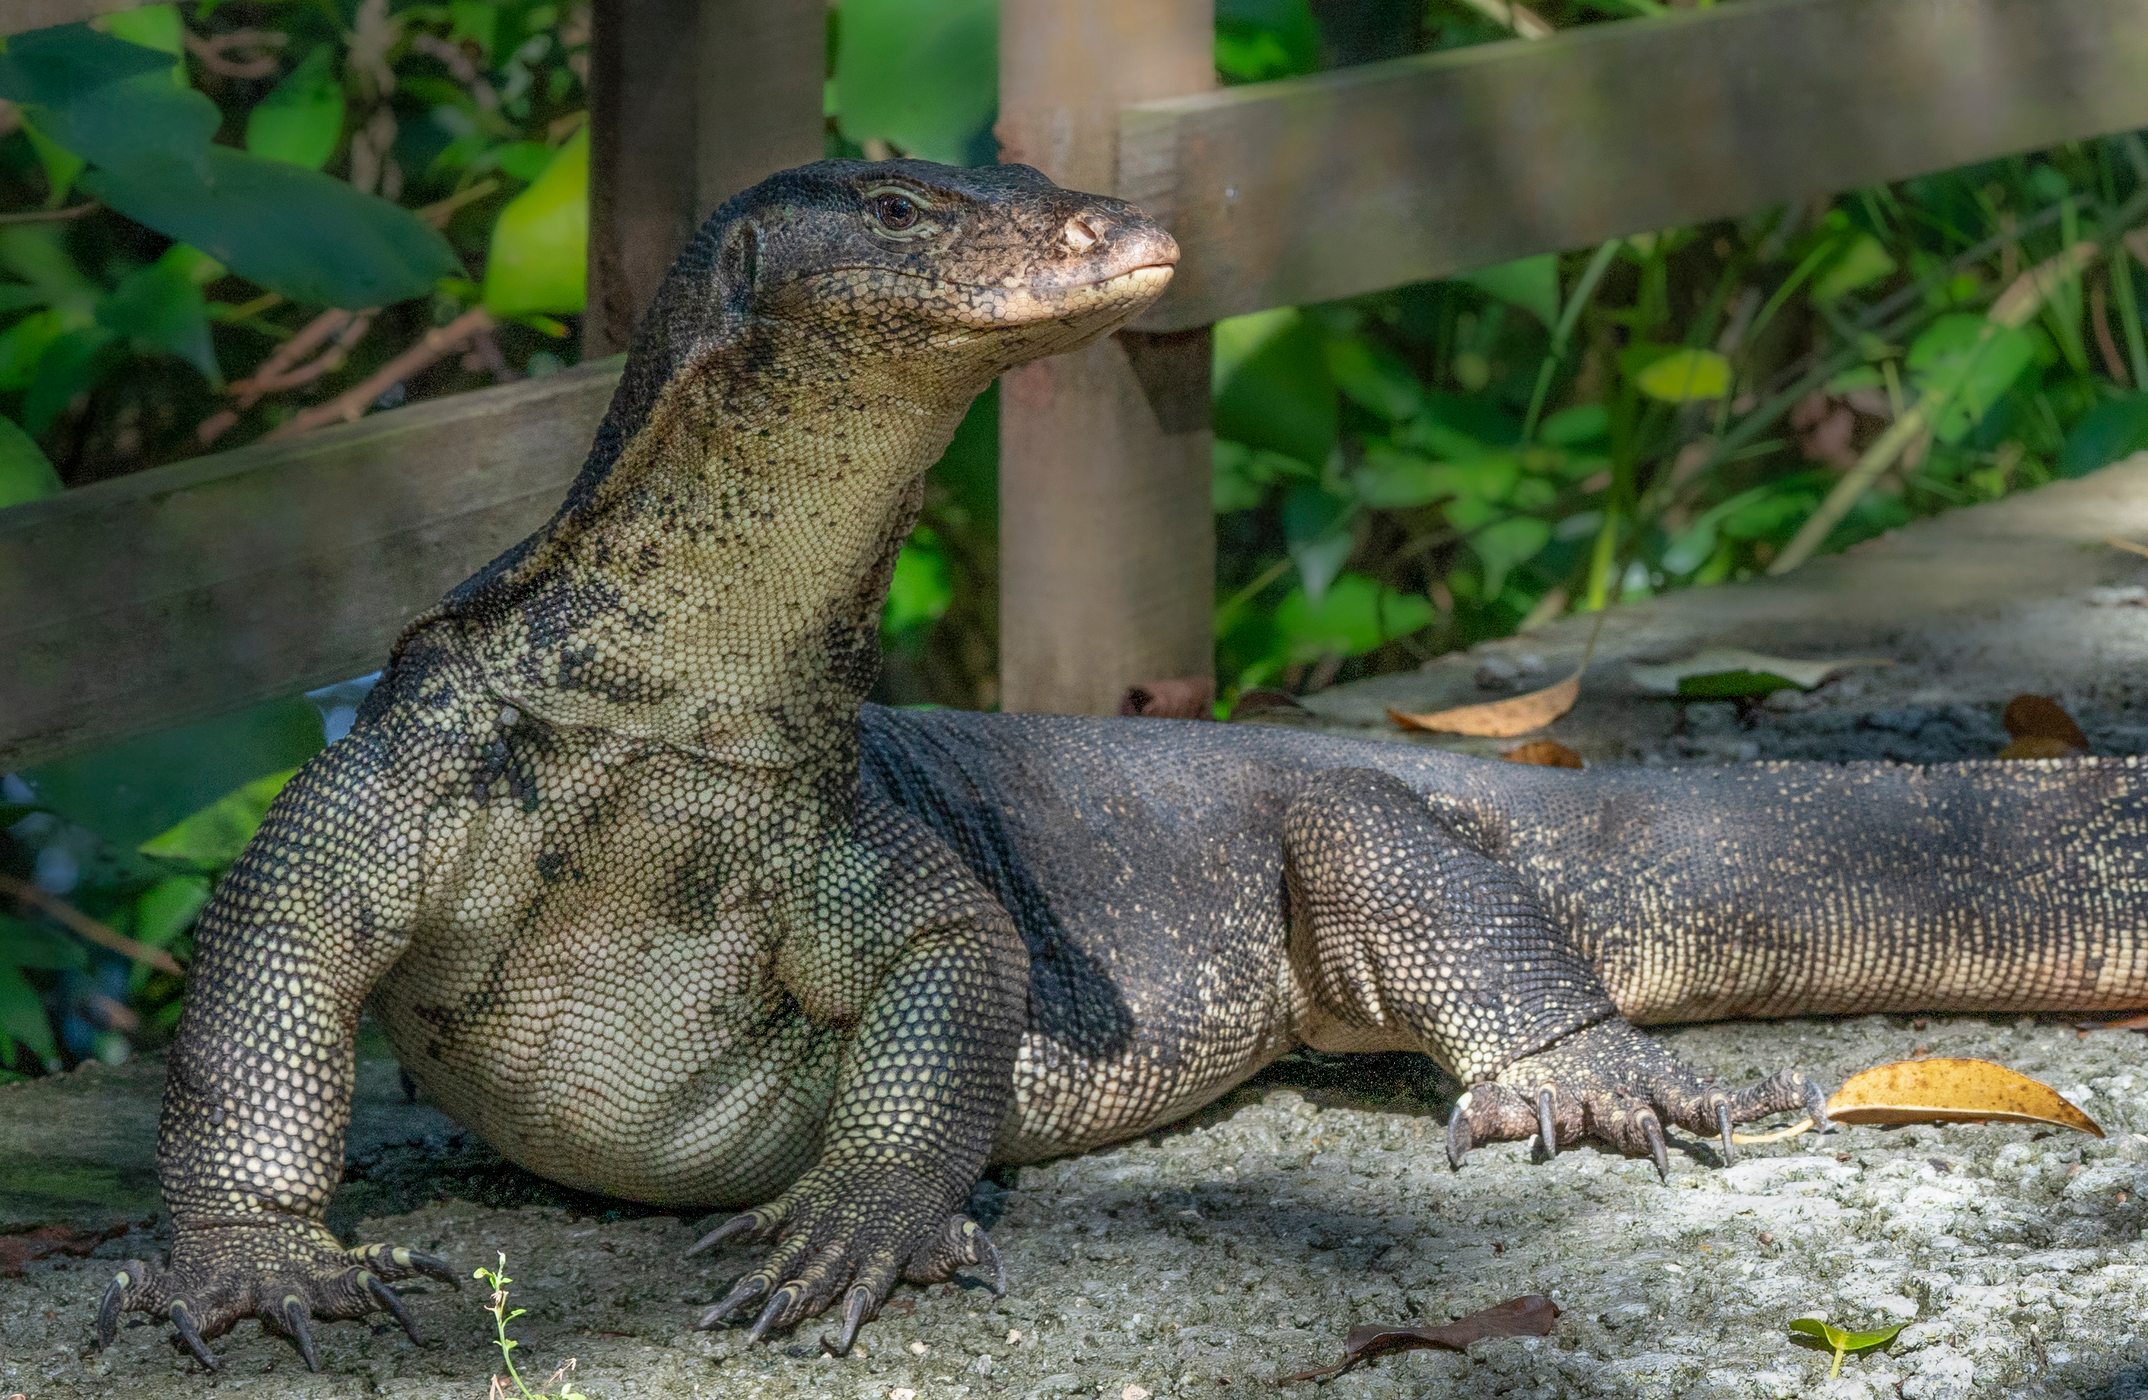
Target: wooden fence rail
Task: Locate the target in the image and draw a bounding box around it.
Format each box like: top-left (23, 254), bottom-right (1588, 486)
top-left (0, 363), bottom-right (618, 772)
top-left (4, 0), bottom-right (2148, 763)
top-left (1125, 0), bottom-right (2148, 330)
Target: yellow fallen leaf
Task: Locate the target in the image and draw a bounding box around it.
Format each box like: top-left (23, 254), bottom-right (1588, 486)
top-left (1826, 1057), bottom-right (2102, 1136)
top-left (1997, 736), bottom-right (2084, 761)
top-left (2000, 694), bottom-right (2087, 753)
top-left (1389, 671), bottom-right (1580, 739)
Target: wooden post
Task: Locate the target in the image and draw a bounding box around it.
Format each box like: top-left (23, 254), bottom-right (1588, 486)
top-left (584, 0), bottom-right (825, 355)
top-left (997, 0), bottom-right (1217, 715)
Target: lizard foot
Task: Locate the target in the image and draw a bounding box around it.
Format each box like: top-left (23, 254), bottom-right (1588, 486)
top-left (94, 1222), bottom-right (456, 1372)
top-left (688, 1161), bottom-right (1001, 1356)
top-left (1446, 1019), bottom-right (1829, 1179)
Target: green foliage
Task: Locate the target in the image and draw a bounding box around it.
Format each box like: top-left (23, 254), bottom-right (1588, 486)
top-left (483, 125), bottom-right (588, 316)
top-left (138, 768), bottom-right (298, 867)
top-left (1788, 1315), bottom-right (1909, 1380)
top-left (246, 47), bottom-right (347, 171)
top-left (834, 0), bottom-right (997, 164)
top-left (474, 1255), bottom-right (590, 1400)
top-left (0, 414), bottom-right (60, 505)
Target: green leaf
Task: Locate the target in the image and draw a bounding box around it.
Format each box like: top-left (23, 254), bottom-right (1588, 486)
top-left (246, 47), bottom-right (346, 171)
top-left (1274, 572), bottom-right (1434, 662)
top-left (1630, 347), bottom-right (1733, 402)
top-left (1214, 308), bottom-right (1337, 468)
top-left (96, 4), bottom-right (186, 61)
top-left (21, 325), bottom-right (117, 435)
top-left (27, 696), bottom-right (323, 849)
top-left (482, 126), bottom-right (588, 317)
top-left (1281, 483), bottom-right (1355, 603)
top-left (0, 415), bottom-right (61, 507)
top-left (1462, 253), bottom-right (1559, 326)
top-left (1351, 447), bottom-right (1519, 513)
top-left (1538, 403), bottom-right (1608, 447)
top-left (139, 767), bottom-right (299, 867)
top-left (96, 253), bottom-right (218, 381)
top-left (83, 148), bottom-right (460, 309)
top-left (0, 26), bottom-right (174, 108)
top-left (835, 0), bottom-right (997, 164)
top-left (1324, 335), bottom-right (1424, 422)
top-left (1214, 0), bottom-right (1321, 83)
top-left (884, 527), bottom-right (952, 636)
top-left (0, 309), bottom-right (70, 392)
top-left (132, 875), bottom-right (212, 950)
top-left (1470, 516), bottom-right (1551, 597)
top-left (0, 964), bottom-right (56, 1063)
top-left (1811, 231), bottom-right (1897, 303)
top-left (1906, 314), bottom-right (2039, 444)
top-left (0, 915), bottom-right (89, 972)
top-left (2058, 392), bottom-right (2148, 478)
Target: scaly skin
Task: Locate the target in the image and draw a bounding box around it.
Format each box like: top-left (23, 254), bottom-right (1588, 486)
top-left (94, 158), bottom-right (2148, 1372)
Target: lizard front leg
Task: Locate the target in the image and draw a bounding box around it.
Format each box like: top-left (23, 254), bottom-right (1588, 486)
top-left (689, 807), bottom-right (1028, 1355)
top-left (96, 730), bottom-right (465, 1370)
top-left (1284, 768), bottom-right (1826, 1174)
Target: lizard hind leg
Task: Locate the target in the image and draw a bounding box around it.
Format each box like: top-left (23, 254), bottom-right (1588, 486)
top-left (1281, 767), bottom-right (1827, 1176)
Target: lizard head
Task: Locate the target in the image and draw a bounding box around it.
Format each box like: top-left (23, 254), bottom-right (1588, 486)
top-left (668, 158), bottom-right (1179, 395)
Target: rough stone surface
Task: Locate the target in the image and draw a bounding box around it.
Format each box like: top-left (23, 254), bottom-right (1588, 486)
top-left (8, 464), bottom-right (2148, 1396)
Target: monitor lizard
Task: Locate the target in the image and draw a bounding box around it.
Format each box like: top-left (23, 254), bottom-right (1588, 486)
top-left (93, 158), bottom-right (2148, 1371)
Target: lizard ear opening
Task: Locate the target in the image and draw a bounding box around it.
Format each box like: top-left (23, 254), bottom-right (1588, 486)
top-left (719, 220), bottom-right (761, 319)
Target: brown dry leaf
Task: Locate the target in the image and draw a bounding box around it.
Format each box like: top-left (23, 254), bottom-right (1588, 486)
top-left (2001, 694), bottom-right (2088, 751)
top-left (1826, 1057), bottom-right (2102, 1136)
top-left (1389, 672), bottom-right (1580, 739)
top-left (0, 1222), bottom-right (128, 1278)
top-left (1280, 1294), bottom-right (1560, 1384)
top-left (1997, 736), bottom-right (2085, 761)
top-left (1120, 678), bottom-right (1215, 720)
top-left (1502, 739), bottom-right (1583, 769)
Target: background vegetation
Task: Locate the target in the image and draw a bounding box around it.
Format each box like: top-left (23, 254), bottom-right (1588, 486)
top-left (5, 0), bottom-right (2148, 1077)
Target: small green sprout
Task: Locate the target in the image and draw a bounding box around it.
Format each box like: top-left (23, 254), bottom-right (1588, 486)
top-left (474, 1253), bottom-right (589, 1400)
top-left (1787, 1315), bottom-right (1908, 1379)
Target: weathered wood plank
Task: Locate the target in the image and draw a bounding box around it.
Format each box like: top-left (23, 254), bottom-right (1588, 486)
top-left (1124, 0), bottom-right (2148, 331)
top-left (584, 0), bottom-right (824, 355)
top-left (0, 363), bottom-right (620, 772)
top-left (997, 0), bottom-right (1217, 715)
top-left (0, 0), bottom-right (157, 37)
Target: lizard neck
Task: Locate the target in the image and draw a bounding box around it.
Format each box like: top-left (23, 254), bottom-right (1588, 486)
top-left (451, 326), bottom-right (973, 769)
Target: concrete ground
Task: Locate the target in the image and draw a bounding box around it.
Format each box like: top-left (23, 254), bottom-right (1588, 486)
top-left (9, 461), bottom-right (2148, 1398)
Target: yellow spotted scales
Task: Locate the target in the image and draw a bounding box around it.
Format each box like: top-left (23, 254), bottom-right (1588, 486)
top-left (94, 160), bottom-right (2148, 1371)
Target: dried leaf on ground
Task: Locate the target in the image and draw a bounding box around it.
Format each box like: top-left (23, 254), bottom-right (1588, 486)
top-left (2000, 694), bottom-right (2088, 754)
top-left (1279, 1294), bottom-right (1559, 1384)
top-left (0, 1222), bottom-right (128, 1277)
top-left (1826, 1057), bottom-right (2102, 1136)
top-left (1389, 672), bottom-right (1580, 739)
top-left (1627, 649), bottom-right (1889, 699)
top-left (2077, 1011), bottom-right (2148, 1032)
top-left (1119, 678), bottom-right (1215, 720)
top-left (1502, 740), bottom-right (1583, 769)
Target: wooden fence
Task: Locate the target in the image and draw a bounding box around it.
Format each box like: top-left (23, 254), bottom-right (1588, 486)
top-left (4, 0), bottom-right (2148, 766)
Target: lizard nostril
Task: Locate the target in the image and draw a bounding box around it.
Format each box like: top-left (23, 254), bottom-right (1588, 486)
top-left (1063, 216), bottom-right (1100, 252)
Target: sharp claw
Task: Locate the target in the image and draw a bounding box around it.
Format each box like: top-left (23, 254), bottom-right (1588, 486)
top-left (282, 1296), bottom-right (321, 1373)
top-left (365, 1272), bottom-right (423, 1345)
top-left (696, 1275), bottom-right (768, 1330)
top-left (1445, 1099), bottom-right (1473, 1170)
top-left (1536, 1086), bottom-right (1559, 1159)
top-left (1715, 1099), bottom-right (1737, 1165)
top-left (747, 1286), bottom-right (797, 1343)
top-left (1803, 1074), bottom-right (1833, 1131)
top-left (96, 1268), bottom-right (132, 1348)
top-left (821, 1283), bottom-right (875, 1357)
top-left (1640, 1112), bottom-right (1669, 1183)
top-left (686, 1213), bottom-right (759, 1258)
top-left (170, 1300), bottom-right (218, 1372)
top-left (970, 1227), bottom-right (1006, 1297)
top-left (408, 1251), bottom-right (461, 1289)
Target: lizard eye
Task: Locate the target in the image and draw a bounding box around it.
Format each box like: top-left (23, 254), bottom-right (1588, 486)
top-left (865, 188), bottom-right (933, 238)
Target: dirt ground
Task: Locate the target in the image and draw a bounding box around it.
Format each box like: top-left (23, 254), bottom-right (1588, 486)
top-left (8, 461), bottom-right (2148, 1399)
